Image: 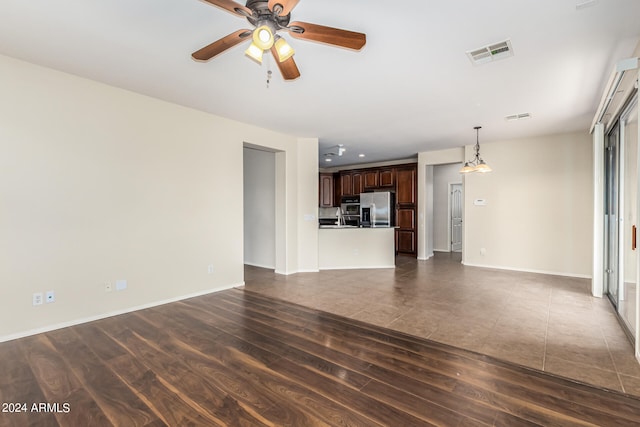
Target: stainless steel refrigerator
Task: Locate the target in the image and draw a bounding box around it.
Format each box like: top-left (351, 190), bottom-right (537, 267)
top-left (360, 192), bottom-right (394, 227)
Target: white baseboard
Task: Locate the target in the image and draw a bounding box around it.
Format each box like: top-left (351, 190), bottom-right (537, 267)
top-left (319, 264), bottom-right (396, 270)
top-left (461, 262), bottom-right (592, 279)
top-left (0, 282), bottom-right (243, 343)
top-left (274, 269), bottom-right (297, 275)
top-left (417, 253), bottom-right (434, 260)
top-left (244, 261), bottom-right (275, 270)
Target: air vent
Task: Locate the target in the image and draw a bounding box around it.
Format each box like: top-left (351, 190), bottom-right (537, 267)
top-left (505, 112), bottom-right (531, 121)
top-left (466, 39), bottom-right (514, 65)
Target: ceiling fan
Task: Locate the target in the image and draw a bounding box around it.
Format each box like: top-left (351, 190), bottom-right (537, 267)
top-left (192, 0), bottom-right (366, 80)
top-left (323, 144), bottom-right (346, 162)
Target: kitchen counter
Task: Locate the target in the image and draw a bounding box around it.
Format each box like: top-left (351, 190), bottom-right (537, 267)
top-left (318, 227), bottom-right (395, 270)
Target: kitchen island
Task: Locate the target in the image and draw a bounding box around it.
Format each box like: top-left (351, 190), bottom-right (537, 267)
top-left (318, 226), bottom-right (395, 270)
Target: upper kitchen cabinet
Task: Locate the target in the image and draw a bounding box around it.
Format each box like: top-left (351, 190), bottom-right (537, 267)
top-left (340, 172), bottom-right (353, 196)
top-left (319, 173), bottom-right (334, 207)
top-left (379, 168), bottom-right (395, 188)
top-left (339, 171), bottom-right (364, 196)
top-left (352, 172), bottom-right (364, 195)
top-left (396, 166), bottom-right (416, 205)
top-left (364, 170), bottom-right (379, 189)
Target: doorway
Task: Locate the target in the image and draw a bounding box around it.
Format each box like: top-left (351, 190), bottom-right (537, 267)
top-left (431, 163), bottom-right (463, 254)
top-left (243, 146), bottom-right (276, 269)
top-left (450, 183), bottom-right (463, 252)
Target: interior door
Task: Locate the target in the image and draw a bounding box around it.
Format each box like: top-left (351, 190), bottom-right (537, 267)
top-left (451, 183), bottom-right (463, 252)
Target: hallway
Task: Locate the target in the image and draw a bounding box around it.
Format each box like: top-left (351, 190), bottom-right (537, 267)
top-left (244, 252), bottom-right (640, 396)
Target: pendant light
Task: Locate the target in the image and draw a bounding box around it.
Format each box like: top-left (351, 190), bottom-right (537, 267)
top-left (460, 126), bottom-right (492, 174)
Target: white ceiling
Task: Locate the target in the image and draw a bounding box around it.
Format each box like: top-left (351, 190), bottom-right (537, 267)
top-left (1, 0), bottom-right (639, 167)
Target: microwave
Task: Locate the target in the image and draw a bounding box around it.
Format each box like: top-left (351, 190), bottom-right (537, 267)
top-left (340, 195), bottom-right (360, 225)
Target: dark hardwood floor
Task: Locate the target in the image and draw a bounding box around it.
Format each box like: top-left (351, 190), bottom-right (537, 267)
top-left (2, 288), bottom-right (640, 426)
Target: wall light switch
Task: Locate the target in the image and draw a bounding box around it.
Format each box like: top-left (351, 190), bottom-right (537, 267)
top-left (116, 279), bottom-right (127, 291)
top-left (32, 292), bottom-right (43, 306)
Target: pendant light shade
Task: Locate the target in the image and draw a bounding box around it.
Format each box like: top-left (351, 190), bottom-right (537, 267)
top-left (460, 162), bottom-right (475, 173)
top-left (460, 126), bottom-right (492, 174)
top-left (475, 159), bottom-right (492, 173)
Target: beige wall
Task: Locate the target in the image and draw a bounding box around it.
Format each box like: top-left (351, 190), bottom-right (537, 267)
top-left (462, 132), bottom-right (593, 277)
top-left (0, 54), bottom-right (317, 340)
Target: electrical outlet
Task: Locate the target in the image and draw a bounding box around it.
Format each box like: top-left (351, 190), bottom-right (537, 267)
top-left (104, 282), bottom-right (112, 292)
top-left (32, 292), bottom-right (43, 306)
top-left (45, 290), bottom-right (55, 303)
top-left (208, 264), bottom-right (214, 274)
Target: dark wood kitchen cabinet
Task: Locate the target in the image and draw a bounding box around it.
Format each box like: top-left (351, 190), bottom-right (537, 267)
top-left (396, 166), bottom-right (416, 205)
top-left (319, 173), bottom-right (334, 207)
top-left (340, 171), bottom-right (364, 196)
top-left (379, 168), bottom-right (395, 188)
top-left (394, 165), bottom-right (417, 255)
top-left (352, 172), bottom-right (364, 195)
top-left (364, 170), bottom-right (379, 189)
top-left (340, 172), bottom-right (353, 196)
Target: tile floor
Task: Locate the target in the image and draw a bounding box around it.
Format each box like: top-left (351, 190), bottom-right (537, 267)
top-left (243, 252), bottom-right (640, 396)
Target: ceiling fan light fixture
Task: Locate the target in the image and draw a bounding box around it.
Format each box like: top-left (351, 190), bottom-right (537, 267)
top-left (245, 42), bottom-right (264, 64)
top-left (253, 25), bottom-right (275, 50)
top-left (274, 36), bottom-right (295, 62)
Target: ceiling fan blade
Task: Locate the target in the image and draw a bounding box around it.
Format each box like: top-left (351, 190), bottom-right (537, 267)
top-left (268, 0), bottom-right (300, 16)
top-left (201, 0), bottom-right (252, 17)
top-left (288, 21), bottom-right (366, 50)
top-left (192, 29), bottom-right (252, 61)
top-left (270, 46), bottom-right (300, 80)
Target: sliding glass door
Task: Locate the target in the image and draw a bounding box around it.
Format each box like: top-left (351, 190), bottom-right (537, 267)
top-left (604, 93), bottom-right (638, 336)
top-left (604, 124), bottom-right (620, 306)
top-left (621, 97), bottom-right (638, 334)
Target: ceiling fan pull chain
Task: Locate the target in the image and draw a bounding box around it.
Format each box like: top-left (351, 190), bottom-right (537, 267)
top-left (265, 51), bottom-right (272, 88)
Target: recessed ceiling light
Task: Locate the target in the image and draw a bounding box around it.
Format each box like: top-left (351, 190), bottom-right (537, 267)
top-left (359, 154), bottom-right (365, 157)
